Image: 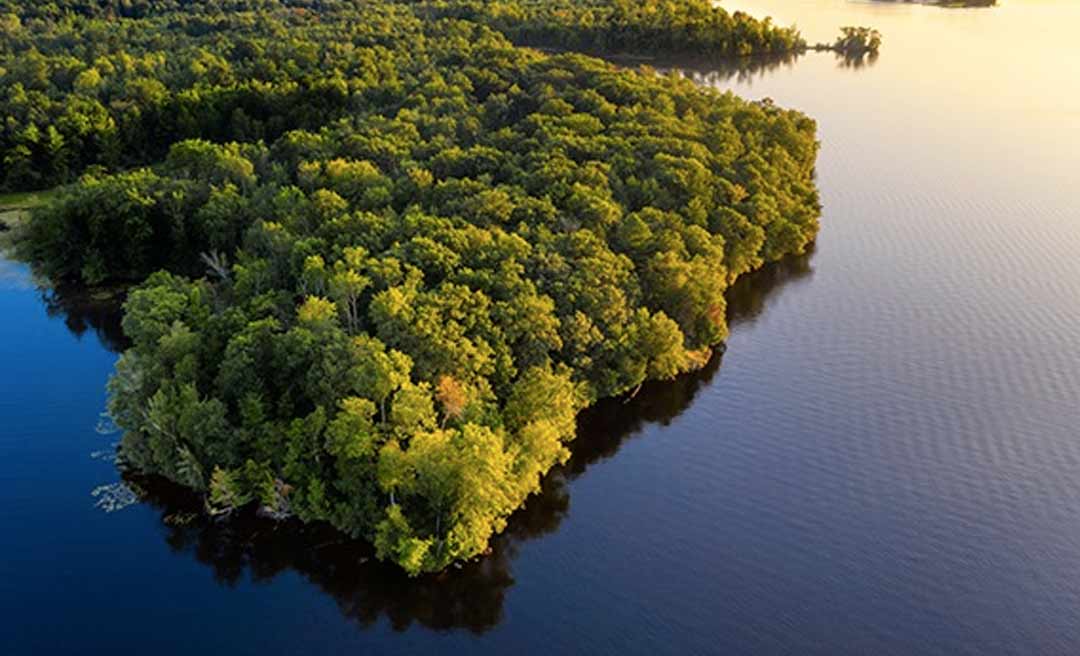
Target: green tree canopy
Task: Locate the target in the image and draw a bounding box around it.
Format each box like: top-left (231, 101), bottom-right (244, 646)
top-left (8, 0), bottom-right (822, 574)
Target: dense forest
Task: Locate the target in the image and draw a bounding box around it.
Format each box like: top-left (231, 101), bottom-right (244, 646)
top-left (2, 0), bottom-right (821, 574)
top-left (422, 0), bottom-right (805, 56)
top-left (0, 0), bottom-right (808, 193)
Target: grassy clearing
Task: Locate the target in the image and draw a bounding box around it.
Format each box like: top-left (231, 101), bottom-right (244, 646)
top-left (0, 189), bottom-right (57, 211)
top-left (0, 188), bottom-right (57, 250)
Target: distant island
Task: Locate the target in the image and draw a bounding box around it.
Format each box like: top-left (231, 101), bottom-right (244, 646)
top-left (3, 0), bottom-right (822, 575)
top-left (872, 0), bottom-right (996, 7)
top-left (821, 26), bottom-right (883, 56)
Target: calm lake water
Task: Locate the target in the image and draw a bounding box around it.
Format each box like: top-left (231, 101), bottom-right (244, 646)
top-left (4, 1), bottom-right (1080, 653)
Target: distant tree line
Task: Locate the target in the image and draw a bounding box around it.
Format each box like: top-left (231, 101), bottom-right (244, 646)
top-left (872, 0), bottom-right (995, 7)
top-left (418, 0), bottom-right (806, 56)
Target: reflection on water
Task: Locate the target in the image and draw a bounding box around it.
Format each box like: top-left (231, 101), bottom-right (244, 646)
top-left (725, 247), bottom-right (814, 325)
top-left (609, 50), bottom-right (805, 86)
top-left (132, 476), bottom-right (514, 633)
top-left (833, 49), bottom-right (879, 69)
top-left (662, 52), bottom-right (878, 88)
top-left (39, 284), bottom-right (128, 353)
top-left (605, 45), bottom-right (879, 86)
top-left (0, 256), bottom-right (33, 290)
top-left (67, 250), bottom-right (812, 634)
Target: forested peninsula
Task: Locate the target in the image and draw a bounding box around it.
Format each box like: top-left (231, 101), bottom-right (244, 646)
top-left (1, 0), bottom-right (821, 574)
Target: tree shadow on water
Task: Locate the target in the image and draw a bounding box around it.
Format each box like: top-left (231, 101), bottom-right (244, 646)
top-left (672, 51), bottom-right (805, 86)
top-left (92, 249), bottom-right (814, 635)
top-left (601, 50), bottom-right (805, 87)
top-left (835, 50), bottom-right (879, 70)
top-left (725, 245), bottom-right (815, 326)
top-left (39, 282), bottom-right (129, 352)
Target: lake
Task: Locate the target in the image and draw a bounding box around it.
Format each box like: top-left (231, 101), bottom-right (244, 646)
top-left (3, 1), bottom-right (1080, 653)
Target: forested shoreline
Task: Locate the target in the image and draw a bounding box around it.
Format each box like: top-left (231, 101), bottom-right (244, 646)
top-left (421, 0), bottom-right (805, 57)
top-left (2, 0), bottom-right (822, 574)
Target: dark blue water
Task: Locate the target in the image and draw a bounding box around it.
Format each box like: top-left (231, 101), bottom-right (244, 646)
top-left (4, 1), bottom-right (1080, 653)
